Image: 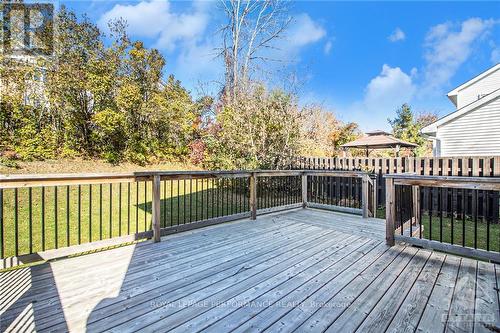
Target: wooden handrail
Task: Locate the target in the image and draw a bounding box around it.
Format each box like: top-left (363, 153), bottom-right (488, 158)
top-left (0, 169), bottom-right (377, 265)
top-left (0, 173), bottom-right (147, 189)
top-left (384, 173), bottom-right (500, 262)
top-left (384, 173), bottom-right (500, 191)
top-left (385, 177), bottom-right (395, 246)
top-left (0, 169), bottom-right (373, 189)
top-left (302, 170), bottom-right (368, 178)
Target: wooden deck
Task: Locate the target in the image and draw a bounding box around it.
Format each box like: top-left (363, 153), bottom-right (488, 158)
top-left (1, 208), bottom-right (499, 332)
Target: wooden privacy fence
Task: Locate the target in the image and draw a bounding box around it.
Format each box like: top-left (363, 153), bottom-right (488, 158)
top-left (385, 174), bottom-right (500, 262)
top-left (0, 170), bottom-right (375, 267)
top-left (294, 156), bottom-right (500, 212)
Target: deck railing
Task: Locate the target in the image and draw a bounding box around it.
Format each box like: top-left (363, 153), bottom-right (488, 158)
top-left (0, 170), bottom-right (375, 265)
top-left (295, 155), bottom-right (500, 211)
top-left (385, 174), bottom-right (500, 262)
top-left (304, 171), bottom-right (375, 217)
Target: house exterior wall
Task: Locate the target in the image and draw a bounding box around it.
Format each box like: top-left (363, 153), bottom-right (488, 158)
top-left (455, 68), bottom-right (500, 109)
top-left (436, 96), bottom-right (500, 156)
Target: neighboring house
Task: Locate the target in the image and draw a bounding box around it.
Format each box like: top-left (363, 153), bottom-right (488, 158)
top-left (0, 54), bottom-right (48, 107)
top-left (422, 63), bottom-right (500, 157)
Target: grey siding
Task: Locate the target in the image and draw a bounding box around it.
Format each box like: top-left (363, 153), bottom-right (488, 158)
top-left (437, 96), bottom-right (500, 156)
top-left (456, 68), bottom-right (500, 109)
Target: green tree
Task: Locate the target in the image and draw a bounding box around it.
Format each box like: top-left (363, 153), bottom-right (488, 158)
top-left (329, 122), bottom-right (361, 155)
top-left (46, 7), bottom-right (107, 156)
top-left (204, 85), bottom-right (303, 169)
top-left (388, 104), bottom-right (438, 156)
top-left (1, 7), bottom-right (201, 165)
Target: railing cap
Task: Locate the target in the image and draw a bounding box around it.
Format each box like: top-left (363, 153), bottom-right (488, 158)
top-left (0, 169), bottom-right (373, 189)
top-left (384, 173), bottom-right (500, 182)
top-left (384, 173), bottom-right (500, 191)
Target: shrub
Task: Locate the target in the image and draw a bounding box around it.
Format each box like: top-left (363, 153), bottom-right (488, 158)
top-left (92, 109), bottom-right (127, 162)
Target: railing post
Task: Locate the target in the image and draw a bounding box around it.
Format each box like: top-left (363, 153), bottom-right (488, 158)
top-left (302, 173), bottom-right (308, 208)
top-left (152, 175), bottom-right (161, 242)
top-left (372, 176), bottom-right (377, 218)
top-left (250, 172), bottom-right (257, 220)
top-left (362, 174), bottom-right (369, 218)
top-left (385, 177), bottom-right (395, 246)
top-left (412, 185), bottom-right (420, 231)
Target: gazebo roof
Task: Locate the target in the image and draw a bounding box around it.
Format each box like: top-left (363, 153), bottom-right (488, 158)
top-left (341, 130), bottom-right (418, 150)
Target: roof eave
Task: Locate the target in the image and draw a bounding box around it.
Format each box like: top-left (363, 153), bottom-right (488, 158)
top-left (421, 88), bottom-right (500, 134)
top-left (447, 93), bottom-right (458, 107)
top-left (341, 142), bottom-right (418, 149)
top-left (446, 63), bottom-right (500, 97)
top-left (421, 123), bottom-right (437, 135)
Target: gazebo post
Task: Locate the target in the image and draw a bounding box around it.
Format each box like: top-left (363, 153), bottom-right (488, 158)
top-left (395, 144), bottom-right (400, 157)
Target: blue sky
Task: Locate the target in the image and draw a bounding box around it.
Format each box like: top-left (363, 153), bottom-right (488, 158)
top-left (61, 1), bottom-right (500, 130)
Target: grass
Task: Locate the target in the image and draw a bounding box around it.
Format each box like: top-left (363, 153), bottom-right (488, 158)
top-left (0, 158), bottom-right (200, 175)
top-left (0, 159), bottom-right (304, 259)
top-left (0, 158), bottom-right (204, 257)
top-left (377, 207), bottom-right (499, 252)
top-left (0, 180), bottom-right (242, 257)
top-left (4, 159), bottom-right (497, 258)
top-left (0, 178), bottom-right (301, 258)
top-left (420, 214), bottom-right (499, 252)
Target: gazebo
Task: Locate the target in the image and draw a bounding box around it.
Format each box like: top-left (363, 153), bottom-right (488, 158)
top-left (341, 130), bottom-right (418, 157)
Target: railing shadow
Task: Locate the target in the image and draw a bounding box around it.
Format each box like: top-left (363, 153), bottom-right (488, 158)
top-left (0, 179), bottom-right (300, 331)
top-left (85, 240), bottom-right (164, 331)
top-left (0, 262), bottom-right (69, 332)
top-left (84, 186), bottom-right (300, 331)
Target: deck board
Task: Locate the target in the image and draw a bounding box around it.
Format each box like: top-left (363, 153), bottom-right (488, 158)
top-left (0, 208), bottom-right (498, 333)
top-left (474, 261), bottom-right (500, 333)
top-left (205, 242), bottom-right (387, 333)
top-left (385, 251), bottom-right (445, 333)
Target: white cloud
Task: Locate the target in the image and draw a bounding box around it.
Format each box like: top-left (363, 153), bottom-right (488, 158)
top-left (98, 0), bottom-right (209, 51)
top-left (98, 4), bottom-right (326, 89)
top-left (265, 13), bottom-right (326, 65)
top-left (491, 42), bottom-right (500, 63)
top-left (388, 28), bottom-right (406, 42)
top-left (98, 0), bottom-right (218, 90)
top-left (98, 1), bottom-right (168, 38)
top-left (174, 38), bottom-right (221, 87)
top-left (324, 40), bottom-right (333, 55)
top-left (349, 64), bottom-right (417, 130)
top-left (288, 14), bottom-right (326, 47)
top-left (365, 64), bottom-right (416, 105)
top-left (422, 18), bottom-right (498, 93)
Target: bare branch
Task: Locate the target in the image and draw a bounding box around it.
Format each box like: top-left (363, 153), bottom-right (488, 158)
top-left (218, 0), bottom-right (290, 100)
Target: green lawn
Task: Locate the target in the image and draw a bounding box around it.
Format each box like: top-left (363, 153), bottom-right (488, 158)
top-left (4, 185), bottom-right (496, 258)
top-left (0, 180), bottom-right (239, 257)
top-left (0, 179), bottom-right (301, 258)
top-left (420, 214), bottom-right (499, 252)
top-left (377, 207), bottom-right (499, 252)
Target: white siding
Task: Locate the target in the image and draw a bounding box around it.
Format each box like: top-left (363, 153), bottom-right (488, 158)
top-left (437, 96), bottom-right (500, 156)
top-left (455, 68), bottom-right (500, 109)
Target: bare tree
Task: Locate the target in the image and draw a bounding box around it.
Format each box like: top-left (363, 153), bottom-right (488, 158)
top-left (218, 0), bottom-right (291, 100)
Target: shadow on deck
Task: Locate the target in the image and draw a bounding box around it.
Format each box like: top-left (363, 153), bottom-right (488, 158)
top-left (0, 209), bottom-right (498, 332)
